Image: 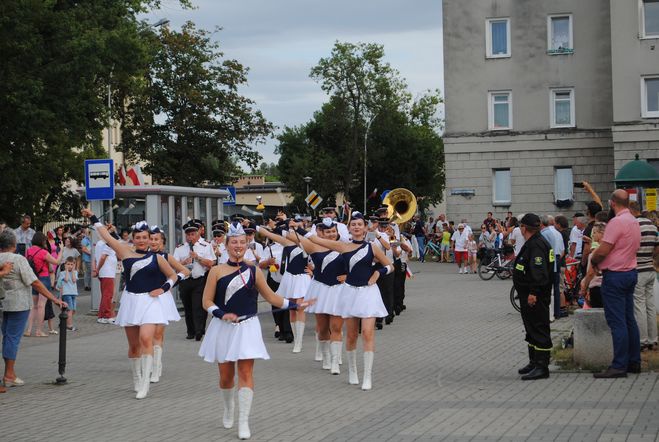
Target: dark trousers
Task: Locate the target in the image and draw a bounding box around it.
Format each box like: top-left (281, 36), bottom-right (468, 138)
top-left (393, 259), bottom-right (406, 312)
top-left (267, 274), bottom-right (291, 335)
top-left (376, 272), bottom-right (394, 323)
top-left (517, 285), bottom-right (553, 352)
top-left (179, 276), bottom-right (208, 337)
top-left (601, 270), bottom-right (641, 370)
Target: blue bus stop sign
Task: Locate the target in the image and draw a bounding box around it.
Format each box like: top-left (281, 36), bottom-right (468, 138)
top-left (84, 159), bottom-right (115, 201)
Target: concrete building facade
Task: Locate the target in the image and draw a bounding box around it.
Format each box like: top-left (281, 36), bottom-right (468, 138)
top-left (442, 0), bottom-right (659, 224)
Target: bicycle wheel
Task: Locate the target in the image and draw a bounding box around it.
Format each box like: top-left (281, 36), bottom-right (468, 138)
top-left (478, 261), bottom-right (495, 280)
top-left (496, 267), bottom-right (512, 280)
top-left (510, 285), bottom-right (521, 312)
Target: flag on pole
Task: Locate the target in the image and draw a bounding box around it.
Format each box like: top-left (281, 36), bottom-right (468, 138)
top-left (118, 165), bottom-right (127, 186)
top-left (127, 165), bottom-right (145, 186)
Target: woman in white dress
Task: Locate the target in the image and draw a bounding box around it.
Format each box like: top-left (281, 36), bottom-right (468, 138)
top-left (82, 209), bottom-right (179, 399)
top-left (199, 222), bottom-right (310, 440)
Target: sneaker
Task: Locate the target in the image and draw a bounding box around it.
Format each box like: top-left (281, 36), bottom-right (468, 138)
top-left (97, 318), bottom-right (108, 324)
top-left (458, 268), bottom-right (463, 274)
top-left (67, 326), bottom-right (78, 332)
top-left (107, 318), bottom-right (116, 324)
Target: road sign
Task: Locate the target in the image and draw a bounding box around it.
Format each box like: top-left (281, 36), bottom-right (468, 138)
top-left (84, 159), bottom-right (115, 201)
top-left (221, 186), bottom-right (236, 206)
top-left (305, 190), bottom-right (323, 210)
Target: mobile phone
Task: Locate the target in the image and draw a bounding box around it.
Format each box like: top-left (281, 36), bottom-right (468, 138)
top-left (574, 182), bottom-right (585, 188)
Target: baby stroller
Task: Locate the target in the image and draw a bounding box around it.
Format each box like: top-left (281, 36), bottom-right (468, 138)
top-left (563, 257), bottom-right (585, 308)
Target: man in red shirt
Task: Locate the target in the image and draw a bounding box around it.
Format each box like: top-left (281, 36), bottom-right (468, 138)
top-left (590, 190), bottom-right (642, 378)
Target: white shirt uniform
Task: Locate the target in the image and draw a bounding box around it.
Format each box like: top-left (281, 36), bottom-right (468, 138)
top-left (211, 239), bottom-right (226, 264)
top-left (244, 240), bottom-right (264, 264)
top-left (261, 243), bottom-right (283, 283)
top-left (371, 233), bottom-right (393, 261)
top-left (310, 221), bottom-right (351, 242)
top-left (173, 238), bottom-right (215, 279)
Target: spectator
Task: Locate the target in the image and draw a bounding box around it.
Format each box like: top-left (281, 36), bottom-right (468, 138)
top-left (510, 215), bottom-right (526, 256)
top-left (56, 257), bottom-right (79, 331)
top-left (460, 219), bottom-right (473, 237)
top-left (413, 216), bottom-right (427, 263)
top-left (555, 215), bottom-right (571, 302)
top-left (451, 223), bottom-right (470, 274)
top-left (467, 233), bottom-right (478, 274)
top-left (58, 236), bottom-right (81, 271)
top-left (440, 224), bottom-right (451, 263)
top-left (581, 201), bottom-right (603, 266)
top-left (80, 228), bottom-right (92, 291)
top-left (24, 232), bottom-right (59, 337)
top-left (479, 224), bottom-right (495, 252)
top-left (94, 234), bottom-right (117, 324)
top-left (483, 212), bottom-right (496, 231)
top-left (541, 215), bottom-right (565, 320)
top-left (591, 190), bottom-right (641, 378)
top-left (580, 222), bottom-right (606, 308)
top-left (630, 201), bottom-right (658, 352)
top-left (0, 230), bottom-right (66, 390)
top-left (13, 215), bottom-right (35, 256)
top-left (54, 226), bottom-right (64, 251)
top-left (569, 213), bottom-right (586, 258)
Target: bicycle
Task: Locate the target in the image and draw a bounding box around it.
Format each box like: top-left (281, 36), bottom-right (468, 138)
top-left (422, 238), bottom-right (442, 262)
top-left (478, 247), bottom-right (514, 280)
top-left (509, 260), bottom-right (581, 313)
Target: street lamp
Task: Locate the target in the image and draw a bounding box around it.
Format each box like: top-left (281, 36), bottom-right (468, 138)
top-left (363, 114), bottom-right (377, 214)
top-left (303, 176), bottom-right (312, 197)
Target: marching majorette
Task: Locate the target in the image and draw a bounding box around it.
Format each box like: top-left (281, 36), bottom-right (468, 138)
top-left (309, 211), bottom-right (392, 391)
top-left (147, 226), bottom-right (190, 383)
top-left (309, 207), bottom-right (351, 242)
top-left (82, 209), bottom-right (182, 399)
top-left (199, 222), bottom-right (311, 440)
top-left (289, 217), bottom-right (347, 372)
top-left (256, 216), bottom-right (311, 353)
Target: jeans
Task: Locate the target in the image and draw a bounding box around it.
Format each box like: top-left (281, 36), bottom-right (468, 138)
top-left (2, 310), bottom-right (30, 360)
top-left (601, 270), bottom-right (641, 370)
top-left (82, 261), bottom-right (92, 288)
top-left (416, 236), bottom-right (425, 261)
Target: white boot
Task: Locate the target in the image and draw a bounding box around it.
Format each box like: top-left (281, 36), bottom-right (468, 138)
top-left (362, 351), bottom-right (374, 391)
top-left (293, 321), bottom-right (305, 353)
top-left (338, 345), bottom-right (343, 365)
top-left (135, 354), bottom-right (153, 399)
top-left (221, 388), bottom-right (235, 429)
top-left (329, 341), bottom-right (342, 375)
top-left (320, 341), bottom-right (331, 369)
top-left (130, 357), bottom-right (141, 392)
top-left (347, 350), bottom-right (359, 385)
top-left (238, 387), bottom-right (253, 440)
top-left (314, 333), bottom-right (322, 361)
top-left (151, 345), bottom-right (162, 383)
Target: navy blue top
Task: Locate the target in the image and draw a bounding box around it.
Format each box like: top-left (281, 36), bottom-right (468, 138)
top-left (281, 245), bottom-right (307, 276)
top-left (122, 254), bottom-right (163, 293)
top-left (153, 251), bottom-right (168, 286)
top-left (310, 250), bottom-right (346, 286)
top-left (214, 263), bottom-right (258, 316)
top-left (344, 243), bottom-right (374, 287)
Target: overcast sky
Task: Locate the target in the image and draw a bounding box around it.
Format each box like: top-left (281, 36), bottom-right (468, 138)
top-left (148, 0), bottom-right (444, 166)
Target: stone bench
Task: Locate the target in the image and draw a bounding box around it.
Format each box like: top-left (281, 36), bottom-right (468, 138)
top-left (572, 308), bottom-right (613, 370)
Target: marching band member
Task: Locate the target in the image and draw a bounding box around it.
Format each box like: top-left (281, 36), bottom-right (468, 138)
top-left (371, 217), bottom-right (398, 329)
top-left (309, 211), bottom-right (392, 391)
top-left (148, 226), bottom-right (190, 383)
top-left (394, 232), bottom-right (413, 315)
top-left (173, 221), bottom-right (215, 341)
top-left (82, 209), bottom-right (178, 399)
top-left (258, 238), bottom-right (293, 343)
top-left (210, 221), bottom-right (227, 264)
top-left (243, 227), bottom-right (263, 265)
top-left (309, 207), bottom-right (351, 242)
top-left (256, 217), bottom-right (311, 353)
top-left (289, 217), bottom-right (347, 371)
top-left (199, 222), bottom-right (311, 440)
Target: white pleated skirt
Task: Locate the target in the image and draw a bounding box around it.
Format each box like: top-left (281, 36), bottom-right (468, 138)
top-left (115, 290), bottom-right (180, 326)
top-left (277, 272), bottom-right (311, 299)
top-left (198, 316), bottom-right (270, 363)
top-left (305, 280), bottom-right (342, 315)
top-left (335, 284), bottom-right (388, 319)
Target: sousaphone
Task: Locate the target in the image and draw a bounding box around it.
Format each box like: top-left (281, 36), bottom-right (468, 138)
top-left (383, 188), bottom-right (417, 224)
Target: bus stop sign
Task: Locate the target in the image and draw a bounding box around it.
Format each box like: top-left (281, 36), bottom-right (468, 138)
top-left (85, 159), bottom-right (115, 201)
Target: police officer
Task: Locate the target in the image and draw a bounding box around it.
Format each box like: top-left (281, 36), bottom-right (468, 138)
top-left (173, 220), bottom-right (216, 341)
top-left (513, 213), bottom-right (554, 380)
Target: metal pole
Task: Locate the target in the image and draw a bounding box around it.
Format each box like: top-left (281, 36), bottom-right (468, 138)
top-left (55, 308), bottom-right (68, 385)
top-left (363, 115), bottom-right (376, 214)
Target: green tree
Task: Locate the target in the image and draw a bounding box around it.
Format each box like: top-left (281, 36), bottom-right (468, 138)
top-left (118, 22), bottom-right (273, 186)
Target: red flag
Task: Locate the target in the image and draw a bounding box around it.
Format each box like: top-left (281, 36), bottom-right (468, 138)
top-left (368, 188), bottom-right (378, 200)
top-left (127, 165), bottom-right (145, 186)
top-left (118, 165), bottom-right (127, 186)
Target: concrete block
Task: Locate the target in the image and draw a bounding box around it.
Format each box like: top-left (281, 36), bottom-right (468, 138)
top-left (573, 308), bottom-right (613, 370)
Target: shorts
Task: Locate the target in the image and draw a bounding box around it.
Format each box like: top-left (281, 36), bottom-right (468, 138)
top-left (440, 244), bottom-right (450, 252)
top-left (62, 295), bottom-right (77, 311)
top-left (454, 251), bottom-right (468, 265)
top-left (468, 252), bottom-right (477, 259)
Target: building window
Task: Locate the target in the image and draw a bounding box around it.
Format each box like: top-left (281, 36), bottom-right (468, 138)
top-left (488, 91), bottom-right (512, 130)
top-left (493, 169), bottom-right (512, 206)
top-left (550, 88), bottom-right (575, 128)
top-left (642, 76), bottom-right (659, 117)
top-left (547, 15), bottom-right (573, 54)
top-left (554, 167), bottom-right (574, 203)
top-left (641, 0), bottom-right (659, 38)
top-left (486, 18), bottom-right (511, 58)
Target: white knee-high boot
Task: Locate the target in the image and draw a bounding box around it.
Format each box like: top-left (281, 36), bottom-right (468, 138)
top-left (221, 388), bottom-right (235, 429)
top-left (347, 350), bottom-right (359, 385)
top-left (314, 332), bottom-right (322, 361)
top-left (329, 341), bottom-right (342, 375)
top-left (293, 321), bottom-right (305, 353)
top-left (320, 341), bottom-right (331, 369)
top-left (238, 387), bottom-right (253, 440)
top-left (151, 345), bottom-right (162, 383)
top-left (130, 357), bottom-right (141, 392)
top-left (362, 351), bottom-right (374, 391)
top-left (136, 354), bottom-right (153, 399)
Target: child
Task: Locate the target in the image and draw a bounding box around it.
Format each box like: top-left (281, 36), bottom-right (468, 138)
top-left (440, 225), bottom-right (451, 263)
top-left (467, 234), bottom-right (478, 274)
top-left (56, 257), bottom-right (79, 331)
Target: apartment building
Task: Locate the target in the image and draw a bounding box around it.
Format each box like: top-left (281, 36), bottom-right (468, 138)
top-left (442, 0), bottom-right (659, 223)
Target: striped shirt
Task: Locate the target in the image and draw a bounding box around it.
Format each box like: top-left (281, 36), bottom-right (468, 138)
top-left (636, 216), bottom-right (658, 272)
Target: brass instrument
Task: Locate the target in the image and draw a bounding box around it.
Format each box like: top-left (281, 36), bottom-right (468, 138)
top-left (383, 188), bottom-right (417, 224)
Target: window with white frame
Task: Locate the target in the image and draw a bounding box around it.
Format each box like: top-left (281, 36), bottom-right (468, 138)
top-left (550, 88), bottom-right (575, 127)
top-left (488, 91), bottom-right (512, 130)
top-left (642, 76), bottom-right (659, 117)
top-left (554, 167), bottom-right (574, 202)
top-left (547, 15), bottom-right (573, 53)
top-left (493, 169), bottom-right (512, 205)
top-left (486, 18), bottom-right (511, 58)
top-left (642, 0), bottom-right (659, 38)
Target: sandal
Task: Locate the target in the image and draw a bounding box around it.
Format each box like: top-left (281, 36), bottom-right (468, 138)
top-left (34, 332), bottom-right (49, 337)
top-left (3, 377), bottom-right (25, 387)
top-left (48, 330), bottom-right (59, 335)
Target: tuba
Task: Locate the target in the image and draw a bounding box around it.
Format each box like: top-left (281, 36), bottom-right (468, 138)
top-left (383, 188), bottom-right (417, 224)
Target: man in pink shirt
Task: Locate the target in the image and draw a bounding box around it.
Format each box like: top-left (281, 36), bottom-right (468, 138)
top-left (590, 189), bottom-right (641, 378)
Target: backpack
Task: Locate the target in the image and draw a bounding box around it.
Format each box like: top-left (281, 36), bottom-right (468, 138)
top-left (27, 248), bottom-right (46, 275)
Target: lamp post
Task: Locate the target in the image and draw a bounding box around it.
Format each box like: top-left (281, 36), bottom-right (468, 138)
top-left (363, 114), bottom-right (377, 214)
top-left (303, 176), bottom-right (312, 197)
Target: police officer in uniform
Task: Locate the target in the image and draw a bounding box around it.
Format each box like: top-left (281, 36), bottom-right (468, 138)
top-left (173, 220), bottom-right (216, 340)
top-left (513, 213), bottom-right (554, 380)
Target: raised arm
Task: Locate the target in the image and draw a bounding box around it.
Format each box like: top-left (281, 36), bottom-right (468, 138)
top-left (287, 230), bottom-right (324, 254)
top-left (256, 226), bottom-right (296, 247)
top-left (582, 181), bottom-right (603, 208)
top-left (81, 208), bottom-right (133, 260)
top-left (308, 234), bottom-right (354, 253)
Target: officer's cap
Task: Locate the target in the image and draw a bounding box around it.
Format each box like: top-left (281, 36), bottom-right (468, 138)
top-left (183, 220), bottom-right (199, 233)
top-left (520, 213), bottom-right (541, 228)
top-left (377, 217), bottom-right (390, 226)
top-left (321, 207), bottom-right (337, 215)
top-left (376, 206), bottom-right (389, 214)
